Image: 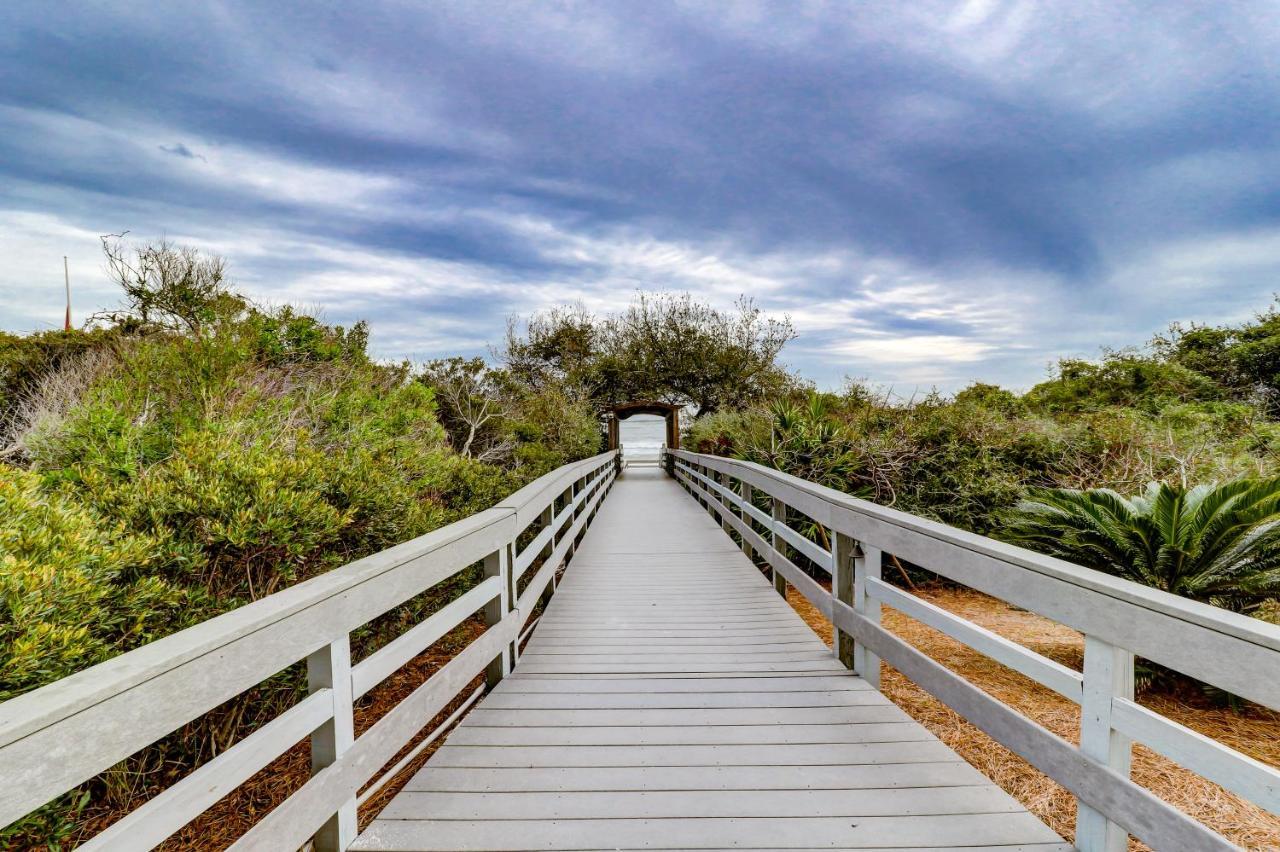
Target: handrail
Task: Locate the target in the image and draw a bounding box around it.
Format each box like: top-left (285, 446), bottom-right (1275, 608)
top-left (668, 448), bottom-right (1280, 852)
top-left (0, 449), bottom-right (619, 850)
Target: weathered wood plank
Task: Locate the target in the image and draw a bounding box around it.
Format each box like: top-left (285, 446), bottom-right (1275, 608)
top-left (354, 813), bottom-right (1062, 851)
top-left (378, 786), bottom-right (1026, 820)
top-left (478, 690), bottom-right (884, 709)
top-left (675, 451), bottom-right (1280, 710)
top-left (462, 705), bottom-right (910, 724)
top-left (445, 722), bottom-right (932, 746)
top-left (489, 675), bottom-right (873, 693)
top-left (400, 762), bottom-right (979, 792)
top-left (355, 467), bottom-right (1063, 852)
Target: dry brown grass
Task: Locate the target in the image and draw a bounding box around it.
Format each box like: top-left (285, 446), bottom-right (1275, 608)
top-left (786, 582), bottom-right (1280, 850)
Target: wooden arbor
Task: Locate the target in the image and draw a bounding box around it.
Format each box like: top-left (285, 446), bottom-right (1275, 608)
top-left (605, 400), bottom-right (681, 452)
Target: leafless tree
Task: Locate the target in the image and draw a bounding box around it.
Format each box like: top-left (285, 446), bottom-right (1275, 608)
top-left (420, 357), bottom-right (514, 461)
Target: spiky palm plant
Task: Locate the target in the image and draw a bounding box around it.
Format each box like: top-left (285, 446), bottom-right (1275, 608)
top-left (1004, 478), bottom-right (1280, 615)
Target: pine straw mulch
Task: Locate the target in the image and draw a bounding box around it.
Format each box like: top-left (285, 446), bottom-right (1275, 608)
top-left (785, 583), bottom-right (1280, 850)
top-left (71, 618), bottom-right (489, 852)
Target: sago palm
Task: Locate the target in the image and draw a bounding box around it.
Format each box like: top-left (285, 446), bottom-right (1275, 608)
top-left (1004, 478), bottom-right (1280, 615)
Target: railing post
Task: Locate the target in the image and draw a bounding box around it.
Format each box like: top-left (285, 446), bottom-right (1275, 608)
top-left (540, 501), bottom-right (557, 595)
top-left (483, 542), bottom-right (514, 686)
top-left (853, 544), bottom-right (882, 689)
top-left (307, 636), bottom-right (356, 852)
top-left (715, 471), bottom-right (733, 535)
top-left (1076, 636), bottom-right (1134, 852)
top-left (769, 498), bottom-right (787, 598)
top-left (739, 482), bottom-right (755, 559)
top-left (832, 532), bottom-right (856, 671)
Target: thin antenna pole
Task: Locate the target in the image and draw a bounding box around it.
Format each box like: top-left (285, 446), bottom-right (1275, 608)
top-left (63, 256), bottom-right (71, 331)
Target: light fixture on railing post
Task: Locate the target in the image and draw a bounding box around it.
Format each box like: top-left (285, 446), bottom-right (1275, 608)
top-left (306, 636), bottom-right (356, 852)
top-left (1076, 636), bottom-right (1135, 852)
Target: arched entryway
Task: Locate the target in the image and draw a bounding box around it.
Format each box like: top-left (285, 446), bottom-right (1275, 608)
top-left (605, 401), bottom-right (681, 453)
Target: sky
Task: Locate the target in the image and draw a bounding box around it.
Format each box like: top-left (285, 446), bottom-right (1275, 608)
top-left (2, 1), bottom-right (1279, 392)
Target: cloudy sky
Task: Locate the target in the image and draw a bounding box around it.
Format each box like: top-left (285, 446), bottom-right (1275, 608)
top-left (2, 2), bottom-right (1279, 391)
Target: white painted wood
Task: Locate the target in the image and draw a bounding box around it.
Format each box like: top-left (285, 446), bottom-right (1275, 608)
top-left (680, 460), bottom-right (833, 572)
top-left (739, 481), bottom-right (756, 559)
top-left (427, 739), bottom-right (964, 768)
top-left (79, 689), bottom-right (332, 851)
top-left (852, 544), bottom-right (882, 689)
top-left (1076, 636), bottom-right (1134, 852)
top-left (770, 494), bottom-right (789, 597)
top-left (307, 636), bottom-right (357, 852)
top-left (378, 786), bottom-right (1025, 820)
top-left (673, 451), bottom-right (1280, 710)
top-left (740, 489), bottom-right (773, 529)
top-left (354, 813), bottom-right (1063, 851)
top-left (773, 516), bottom-right (834, 572)
top-left (0, 450), bottom-right (619, 842)
top-left (677, 448), bottom-right (1280, 841)
top-left (446, 721), bottom-right (932, 746)
top-left (462, 705), bottom-right (909, 725)
top-left (482, 544), bottom-right (513, 688)
top-left (356, 468), bottom-right (1064, 852)
top-left (231, 612), bottom-right (521, 851)
top-left (866, 577), bottom-right (1082, 702)
top-left (352, 577), bottom-right (501, 698)
top-left (831, 599), bottom-right (1232, 851)
top-left (833, 531), bottom-right (855, 671)
top-left (513, 523), bottom-right (553, 579)
top-left (356, 684), bottom-right (485, 808)
top-left (400, 762), bottom-right (979, 792)
top-left (676, 467), bottom-right (831, 619)
top-left (1111, 696), bottom-right (1280, 813)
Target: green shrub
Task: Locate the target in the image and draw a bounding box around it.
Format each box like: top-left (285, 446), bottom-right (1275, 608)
top-left (0, 464), bottom-right (182, 700)
top-left (1002, 478), bottom-right (1280, 615)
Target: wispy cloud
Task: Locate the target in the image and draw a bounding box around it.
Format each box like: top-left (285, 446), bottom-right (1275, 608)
top-left (3, 2), bottom-right (1279, 391)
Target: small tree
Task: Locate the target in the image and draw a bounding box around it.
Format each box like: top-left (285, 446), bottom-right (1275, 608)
top-left (499, 293), bottom-right (798, 417)
top-left (420, 357), bottom-right (514, 461)
top-left (1003, 478), bottom-right (1280, 615)
top-left (96, 236), bottom-right (242, 336)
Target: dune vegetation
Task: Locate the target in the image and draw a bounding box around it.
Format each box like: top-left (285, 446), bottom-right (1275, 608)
top-left (4, 237), bottom-right (1280, 846)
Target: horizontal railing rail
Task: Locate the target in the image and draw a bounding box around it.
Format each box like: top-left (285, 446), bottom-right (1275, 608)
top-left (0, 449), bottom-right (619, 851)
top-left (668, 448), bottom-right (1280, 852)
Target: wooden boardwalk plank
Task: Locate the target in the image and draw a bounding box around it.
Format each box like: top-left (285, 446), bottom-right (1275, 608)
top-left (353, 468), bottom-right (1063, 851)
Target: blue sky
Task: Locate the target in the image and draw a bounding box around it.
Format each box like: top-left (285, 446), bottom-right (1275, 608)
top-left (2, 2), bottom-right (1279, 392)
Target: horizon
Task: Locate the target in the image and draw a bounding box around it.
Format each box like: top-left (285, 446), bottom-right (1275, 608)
top-left (4, 3), bottom-right (1279, 393)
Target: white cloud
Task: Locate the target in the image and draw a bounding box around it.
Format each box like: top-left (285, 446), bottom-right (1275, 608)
top-left (828, 334), bottom-right (996, 363)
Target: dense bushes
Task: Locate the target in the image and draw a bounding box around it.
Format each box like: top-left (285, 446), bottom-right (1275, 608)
top-left (691, 353), bottom-right (1280, 539)
top-left (0, 465), bottom-right (181, 700)
top-left (0, 239), bottom-right (603, 846)
top-left (688, 306), bottom-right (1280, 639)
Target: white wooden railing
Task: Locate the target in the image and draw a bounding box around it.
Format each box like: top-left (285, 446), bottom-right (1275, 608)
top-left (669, 448), bottom-right (1280, 852)
top-left (0, 450), bottom-right (619, 851)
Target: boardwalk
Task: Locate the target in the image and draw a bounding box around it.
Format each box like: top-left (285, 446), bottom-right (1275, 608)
top-left (353, 468), bottom-right (1067, 851)
top-left (5, 451), bottom-right (1273, 849)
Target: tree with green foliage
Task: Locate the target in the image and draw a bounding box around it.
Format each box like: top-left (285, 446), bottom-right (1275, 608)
top-left (501, 293), bottom-right (797, 416)
top-left (1003, 479), bottom-right (1280, 615)
top-left (1024, 351), bottom-right (1221, 414)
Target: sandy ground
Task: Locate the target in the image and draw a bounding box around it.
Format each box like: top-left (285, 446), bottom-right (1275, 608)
top-left (785, 582), bottom-right (1280, 851)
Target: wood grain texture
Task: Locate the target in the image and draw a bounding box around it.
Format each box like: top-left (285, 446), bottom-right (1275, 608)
top-left (353, 467), bottom-right (1062, 851)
